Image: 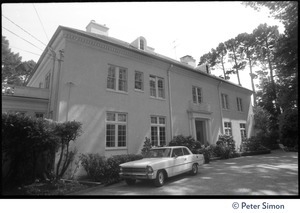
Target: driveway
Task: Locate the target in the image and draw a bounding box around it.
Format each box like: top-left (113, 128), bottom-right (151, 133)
top-left (70, 150), bottom-right (298, 196)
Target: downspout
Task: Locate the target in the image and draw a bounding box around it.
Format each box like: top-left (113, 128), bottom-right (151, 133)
top-left (217, 81), bottom-right (224, 134)
top-left (53, 49), bottom-right (64, 121)
top-left (167, 64), bottom-right (174, 141)
top-left (65, 82), bottom-right (74, 121)
top-left (47, 47), bottom-right (56, 119)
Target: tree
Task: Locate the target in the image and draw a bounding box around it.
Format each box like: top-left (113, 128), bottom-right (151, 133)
top-left (224, 38), bottom-right (247, 86)
top-left (2, 36), bottom-right (22, 85)
top-left (215, 42), bottom-right (229, 79)
top-left (2, 36), bottom-right (36, 86)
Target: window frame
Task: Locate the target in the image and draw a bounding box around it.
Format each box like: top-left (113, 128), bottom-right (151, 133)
top-left (149, 75), bottom-right (165, 99)
top-left (240, 123), bottom-right (247, 140)
top-left (224, 121), bottom-right (232, 136)
top-left (134, 71), bottom-right (144, 91)
top-left (221, 93), bottom-right (229, 109)
top-left (105, 112), bottom-right (128, 149)
top-left (237, 97), bottom-right (243, 112)
top-left (106, 65), bottom-right (128, 93)
top-left (150, 115), bottom-right (166, 147)
top-left (44, 72), bottom-right (51, 89)
top-left (192, 86), bottom-right (202, 104)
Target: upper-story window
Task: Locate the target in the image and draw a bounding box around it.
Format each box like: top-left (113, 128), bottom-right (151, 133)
top-left (192, 86), bottom-right (202, 104)
top-left (107, 65), bottom-right (128, 92)
top-left (45, 72), bottom-right (51, 89)
top-left (150, 75), bottom-right (165, 99)
top-left (140, 39), bottom-right (145, 50)
top-left (221, 93), bottom-right (229, 109)
top-left (237, 97), bottom-right (243, 112)
top-left (134, 71), bottom-right (144, 91)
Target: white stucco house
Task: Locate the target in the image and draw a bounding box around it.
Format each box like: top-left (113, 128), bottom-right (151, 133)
top-left (4, 20), bottom-right (254, 176)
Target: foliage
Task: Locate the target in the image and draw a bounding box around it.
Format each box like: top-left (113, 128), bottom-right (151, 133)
top-left (53, 121), bottom-right (82, 180)
top-left (2, 36), bottom-right (36, 86)
top-left (80, 153), bottom-right (143, 185)
top-left (140, 137), bottom-right (152, 157)
top-left (278, 109), bottom-right (298, 148)
top-left (169, 135), bottom-right (202, 154)
top-left (2, 113), bottom-right (83, 188)
top-left (200, 145), bottom-right (213, 164)
top-left (2, 113), bottom-right (58, 187)
top-left (240, 136), bottom-right (268, 152)
top-left (215, 134), bottom-right (237, 159)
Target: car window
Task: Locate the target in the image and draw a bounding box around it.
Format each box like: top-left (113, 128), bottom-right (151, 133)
top-left (172, 148), bottom-right (184, 157)
top-left (183, 148), bottom-right (191, 155)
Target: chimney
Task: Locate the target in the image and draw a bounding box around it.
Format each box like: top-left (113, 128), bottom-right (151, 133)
top-left (196, 63), bottom-right (211, 74)
top-left (180, 55), bottom-right (196, 68)
top-left (86, 20), bottom-right (109, 36)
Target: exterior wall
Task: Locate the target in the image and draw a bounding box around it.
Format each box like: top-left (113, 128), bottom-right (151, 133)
top-left (57, 33), bottom-right (171, 158)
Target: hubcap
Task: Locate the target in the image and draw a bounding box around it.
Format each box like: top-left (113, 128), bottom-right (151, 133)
top-left (159, 172), bottom-right (164, 184)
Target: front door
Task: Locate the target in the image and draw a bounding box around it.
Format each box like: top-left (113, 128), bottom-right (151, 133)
top-left (195, 120), bottom-right (206, 145)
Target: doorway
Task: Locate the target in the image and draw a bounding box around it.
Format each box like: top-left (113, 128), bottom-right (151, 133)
top-left (195, 120), bottom-right (207, 145)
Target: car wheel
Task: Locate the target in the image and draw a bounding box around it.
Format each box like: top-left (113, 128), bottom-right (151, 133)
top-left (154, 170), bottom-right (165, 187)
top-left (125, 179), bottom-right (136, 185)
top-left (190, 163), bottom-right (198, 175)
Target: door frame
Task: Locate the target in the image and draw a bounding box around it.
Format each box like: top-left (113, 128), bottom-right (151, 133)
top-left (188, 112), bottom-right (212, 145)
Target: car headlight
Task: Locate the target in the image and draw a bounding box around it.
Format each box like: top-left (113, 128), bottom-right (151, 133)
top-left (146, 166), bottom-right (153, 174)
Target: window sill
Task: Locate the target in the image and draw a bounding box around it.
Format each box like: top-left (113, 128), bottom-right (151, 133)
top-left (106, 89), bottom-right (128, 95)
top-left (134, 89), bottom-right (144, 93)
top-left (150, 96), bottom-right (166, 101)
top-left (105, 147), bottom-right (128, 150)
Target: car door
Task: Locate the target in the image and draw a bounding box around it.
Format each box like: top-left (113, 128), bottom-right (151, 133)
top-left (171, 148), bottom-right (186, 176)
top-left (182, 147), bottom-right (193, 172)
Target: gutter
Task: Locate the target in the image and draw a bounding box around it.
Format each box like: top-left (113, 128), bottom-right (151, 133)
top-left (167, 64), bottom-right (174, 140)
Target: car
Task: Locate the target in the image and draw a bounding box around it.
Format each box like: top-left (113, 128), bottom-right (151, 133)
top-left (119, 146), bottom-right (204, 187)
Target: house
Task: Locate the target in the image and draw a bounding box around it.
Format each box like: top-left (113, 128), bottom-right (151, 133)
top-left (7, 20), bottom-right (254, 176)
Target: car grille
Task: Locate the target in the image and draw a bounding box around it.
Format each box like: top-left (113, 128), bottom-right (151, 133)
top-left (122, 167), bottom-right (146, 173)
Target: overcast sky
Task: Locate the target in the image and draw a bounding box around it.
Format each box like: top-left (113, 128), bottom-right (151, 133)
top-left (2, 2), bottom-right (284, 90)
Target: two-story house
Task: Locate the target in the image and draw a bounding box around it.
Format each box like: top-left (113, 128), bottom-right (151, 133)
top-left (26, 20), bottom-right (254, 165)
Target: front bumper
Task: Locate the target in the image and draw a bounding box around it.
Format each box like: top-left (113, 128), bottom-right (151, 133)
top-left (119, 172), bottom-right (156, 180)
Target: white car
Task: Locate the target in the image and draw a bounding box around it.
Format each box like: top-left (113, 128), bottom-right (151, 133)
top-left (119, 146), bottom-right (204, 187)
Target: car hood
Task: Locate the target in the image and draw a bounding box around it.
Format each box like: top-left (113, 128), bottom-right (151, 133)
top-left (120, 158), bottom-right (170, 168)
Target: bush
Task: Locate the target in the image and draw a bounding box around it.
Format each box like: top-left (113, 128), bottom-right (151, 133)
top-left (169, 135), bottom-right (202, 154)
top-left (2, 113), bottom-right (58, 187)
top-left (279, 108), bottom-right (298, 148)
top-left (80, 153), bottom-right (143, 185)
top-left (140, 137), bottom-right (152, 157)
top-left (215, 134), bottom-right (237, 159)
top-left (241, 136), bottom-right (270, 152)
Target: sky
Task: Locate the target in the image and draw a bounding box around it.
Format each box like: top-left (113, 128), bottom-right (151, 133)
top-left (2, 2), bottom-right (284, 90)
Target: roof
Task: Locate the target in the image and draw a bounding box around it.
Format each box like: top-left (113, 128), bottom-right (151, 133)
top-left (29, 25), bottom-right (253, 93)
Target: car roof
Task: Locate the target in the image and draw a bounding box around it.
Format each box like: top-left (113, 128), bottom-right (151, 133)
top-left (151, 146), bottom-right (187, 149)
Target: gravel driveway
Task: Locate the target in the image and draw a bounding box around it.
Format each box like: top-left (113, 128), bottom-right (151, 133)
top-left (70, 150), bottom-right (298, 196)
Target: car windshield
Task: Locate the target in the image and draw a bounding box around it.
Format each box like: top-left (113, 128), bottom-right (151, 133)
top-left (145, 148), bottom-right (172, 158)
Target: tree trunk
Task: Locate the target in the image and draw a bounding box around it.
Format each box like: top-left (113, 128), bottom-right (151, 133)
top-left (248, 57), bottom-right (257, 106)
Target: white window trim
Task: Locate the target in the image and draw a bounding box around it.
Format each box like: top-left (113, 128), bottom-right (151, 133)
top-left (105, 112), bottom-right (128, 149)
top-left (149, 75), bottom-right (165, 100)
top-left (224, 121), bottom-right (232, 136)
top-left (240, 123), bottom-right (247, 139)
top-left (106, 64), bottom-right (128, 93)
top-left (150, 115), bottom-right (166, 147)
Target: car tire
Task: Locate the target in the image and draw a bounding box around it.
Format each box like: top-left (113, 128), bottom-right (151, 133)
top-left (125, 179), bottom-right (136, 185)
top-left (154, 170), bottom-right (165, 187)
top-left (190, 163), bottom-right (198, 175)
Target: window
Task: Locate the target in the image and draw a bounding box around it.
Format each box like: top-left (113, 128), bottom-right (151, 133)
top-left (221, 93), bottom-right (229, 109)
top-left (45, 72), bottom-right (51, 89)
top-left (134, 71), bottom-right (144, 91)
top-left (240, 123), bottom-right (247, 140)
top-left (172, 148), bottom-right (183, 157)
top-left (192, 86), bottom-right (202, 104)
top-left (140, 39), bottom-right (145, 50)
top-left (237, 97), bottom-right (243, 112)
top-left (35, 113), bottom-right (44, 118)
top-left (151, 116), bottom-right (166, 146)
top-left (106, 112), bottom-right (127, 148)
top-left (107, 65), bottom-right (127, 92)
top-left (224, 122), bottom-right (232, 136)
top-left (183, 148), bottom-right (191, 155)
top-left (150, 75), bottom-right (165, 99)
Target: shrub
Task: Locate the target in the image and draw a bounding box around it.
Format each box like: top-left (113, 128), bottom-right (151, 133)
top-left (241, 136), bottom-right (271, 152)
top-left (169, 135), bottom-right (202, 154)
top-left (279, 108), bottom-right (298, 148)
top-left (80, 153), bottom-right (143, 185)
top-left (215, 134), bottom-right (237, 159)
top-left (140, 137), bottom-right (152, 157)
